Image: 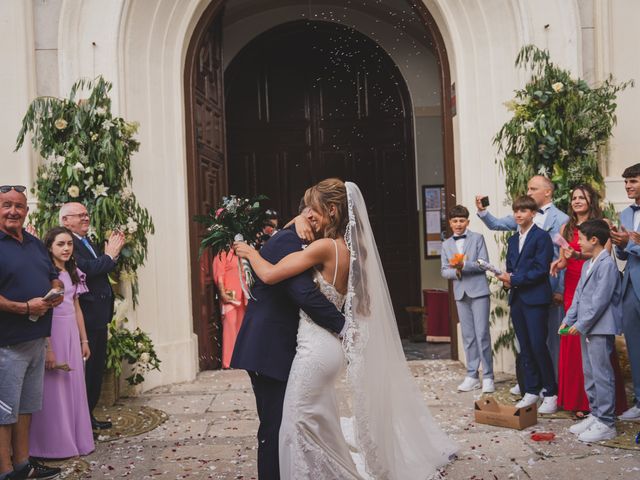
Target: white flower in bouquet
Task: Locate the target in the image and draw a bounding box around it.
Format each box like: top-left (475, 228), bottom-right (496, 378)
top-left (91, 133), bottom-right (99, 141)
top-left (92, 184), bottom-right (109, 198)
top-left (139, 352), bottom-right (150, 364)
top-left (96, 106), bottom-right (107, 115)
top-left (126, 217), bottom-right (138, 234)
top-left (72, 162), bottom-right (85, 171)
top-left (523, 121), bottom-right (535, 131)
top-left (67, 185), bottom-right (80, 198)
top-left (96, 162), bottom-right (106, 171)
top-left (53, 156), bottom-right (65, 165)
top-left (102, 119), bottom-right (114, 130)
top-left (551, 82), bottom-right (564, 93)
top-left (83, 177), bottom-right (94, 188)
top-left (41, 172), bottom-right (49, 180)
top-left (54, 118), bottom-right (68, 130)
top-left (87, 226), bottom-right (97, 238)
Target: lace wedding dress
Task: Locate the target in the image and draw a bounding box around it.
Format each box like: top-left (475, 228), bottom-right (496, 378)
top-left (279, 253), bottom-right (363, 479)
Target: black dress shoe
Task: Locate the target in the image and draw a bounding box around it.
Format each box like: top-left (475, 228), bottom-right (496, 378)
top-left (91, 416), bottom-right (112, 430)
top-left (9, 458), bottom-right (61, 479)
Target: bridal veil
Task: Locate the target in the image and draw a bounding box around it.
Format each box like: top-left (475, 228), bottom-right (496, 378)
top-left (343, 181), bottom-right (458, 479)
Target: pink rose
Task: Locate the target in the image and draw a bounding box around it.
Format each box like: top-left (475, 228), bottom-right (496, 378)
top-left (215, 208), bottom-right (224, 218)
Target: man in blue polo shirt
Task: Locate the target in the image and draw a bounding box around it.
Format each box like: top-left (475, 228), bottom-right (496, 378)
top-left (0, 185), bottom-right (63, 480)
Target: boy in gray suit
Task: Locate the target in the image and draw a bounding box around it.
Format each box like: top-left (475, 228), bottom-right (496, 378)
top-left (560, 219), bottom-right (622, 442)
top-left (441, 205), bottom-right (494, 393)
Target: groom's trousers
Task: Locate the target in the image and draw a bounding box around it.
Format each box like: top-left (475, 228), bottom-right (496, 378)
top-left (249, 371), bottom-right (287, 480)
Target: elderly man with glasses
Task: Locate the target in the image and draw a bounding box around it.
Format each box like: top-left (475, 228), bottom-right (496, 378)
top-left (0, 185), bottom-right (64, 479)
top-left (59, 203), bottom-right (124, 431)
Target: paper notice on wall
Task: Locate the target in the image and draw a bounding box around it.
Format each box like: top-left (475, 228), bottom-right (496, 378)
top-left (427, 240), bottom-right (442, 256)
top-left (426, 211), bottom-right (441, 233)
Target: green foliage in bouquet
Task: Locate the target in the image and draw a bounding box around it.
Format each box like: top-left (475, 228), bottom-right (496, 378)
top-left (491, 45), bottom-right (632, 354)
top-left (195, 194), bottom-right (268, 256)
top-left (494, 45), bottom-right (632, 211)
top-left (15, 76), bottom-right (154, 304)
top-left (106, 318), bottom-right (161, 386)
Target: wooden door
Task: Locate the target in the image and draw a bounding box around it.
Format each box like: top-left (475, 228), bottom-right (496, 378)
top-left (185, 6), bottom-right (226, 370)
top-left (225, 21), bottom-right (420, 335)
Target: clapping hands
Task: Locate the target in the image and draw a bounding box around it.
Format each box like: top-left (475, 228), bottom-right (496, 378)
top-left (105, 230), bottom-right (126, 258)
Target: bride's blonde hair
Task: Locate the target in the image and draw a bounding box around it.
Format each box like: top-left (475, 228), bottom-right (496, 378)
top-left (304, 178), bottom-right (348, 239)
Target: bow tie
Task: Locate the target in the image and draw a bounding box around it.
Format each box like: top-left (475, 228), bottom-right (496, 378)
top-left (631, 204), bottom-right (640, 212)
top-left (453, 235), bottom-right (467, 241)
top-left (537, 209), bottom-right (546, 215)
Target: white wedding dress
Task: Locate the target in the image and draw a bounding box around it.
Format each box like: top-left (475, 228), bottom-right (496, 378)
top-left (279, 244), bottom-right (363, 480)
top-left (280, 182), bottom-right (458, 480)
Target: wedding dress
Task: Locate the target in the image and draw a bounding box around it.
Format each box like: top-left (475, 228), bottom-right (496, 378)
top-left (280, 182), bottom-right (458, 480)
top-left (279, 241), bottom-right (363, 479)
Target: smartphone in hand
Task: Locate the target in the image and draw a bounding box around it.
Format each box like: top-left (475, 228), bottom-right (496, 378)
top-left (480, 196), bottom-right (490, 208)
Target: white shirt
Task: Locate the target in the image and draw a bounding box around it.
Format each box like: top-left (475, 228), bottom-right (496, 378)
top-left (633, 204), bottom-right (640, 231)
top-left (586, 249), bottom-right (607, 276)
top-left (454, 230), bottom-right (467, 254)
top-left (518, 224), bottom-right (533, 253)
top-left (533, 202), bottom-right (553, 230)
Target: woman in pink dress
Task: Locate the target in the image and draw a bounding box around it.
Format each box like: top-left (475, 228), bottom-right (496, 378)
top-left (552, 185), bottom-right (627, 416)
top-left (213, 250), bottom-right (247, 368)
top-left (30, 226), bottom-right (95, 458)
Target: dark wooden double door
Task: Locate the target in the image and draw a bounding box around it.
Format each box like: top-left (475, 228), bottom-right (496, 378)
top-left (225, 21), bottom-right (421, 336)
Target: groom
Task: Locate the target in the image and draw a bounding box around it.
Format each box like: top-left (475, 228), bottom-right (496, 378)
top-left (231, 206), bottom-right (345, 480)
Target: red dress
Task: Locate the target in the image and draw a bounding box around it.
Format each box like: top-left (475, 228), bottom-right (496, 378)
top-left (557, 228), bottom-right (628, 414)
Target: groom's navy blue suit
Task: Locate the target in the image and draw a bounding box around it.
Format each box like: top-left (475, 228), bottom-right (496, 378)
top-left (231, 225), bottom-right (345, 480)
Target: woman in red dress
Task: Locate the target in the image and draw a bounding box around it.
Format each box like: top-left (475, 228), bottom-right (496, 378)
top-left (552, 185), bottom-right (627, 415)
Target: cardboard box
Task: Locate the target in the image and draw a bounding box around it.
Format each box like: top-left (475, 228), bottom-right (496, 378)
top-left (474, 397), bottom-right (537, 430)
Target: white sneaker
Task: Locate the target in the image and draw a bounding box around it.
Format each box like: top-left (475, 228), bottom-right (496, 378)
top-left (539, 388), bottom-right (547, 400)
top-left (515, 393), bottom-right (539, 409)
top-left (482, 378), bottom-right (495, 393)
top-left (458, 377), bottom-right (481, 392)
top-left (538, 395), bottom-right (558, 414)
top-left (569, 415), bottom-right (597, 436)
top-left (509, 384), bottom-right (521, 396)
top-left (619, 405), bottom-right (640, 421)
top-left (577, 419), bottom-right (617, 442)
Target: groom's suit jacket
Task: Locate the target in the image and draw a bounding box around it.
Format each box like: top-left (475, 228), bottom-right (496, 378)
top-left (564, 251), bottom-right (622, 335)
top-left (231, 225), bottom-right (345, 382)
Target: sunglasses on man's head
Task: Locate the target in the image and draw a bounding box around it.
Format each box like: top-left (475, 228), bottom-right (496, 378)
top-left (0, 185), bottom-right (27, 193)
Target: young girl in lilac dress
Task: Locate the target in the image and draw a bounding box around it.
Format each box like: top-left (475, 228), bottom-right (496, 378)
top-left (30, 227), bottom-right (95, 458)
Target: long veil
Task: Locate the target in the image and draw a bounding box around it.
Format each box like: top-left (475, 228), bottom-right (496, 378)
top-left (343, 182), bottom-right (458, 479)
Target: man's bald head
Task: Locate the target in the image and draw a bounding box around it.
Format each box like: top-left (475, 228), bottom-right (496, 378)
top-left (60, 202), bottom-right (90, 236)
top-left (527, 175), bottom-right (554, 207)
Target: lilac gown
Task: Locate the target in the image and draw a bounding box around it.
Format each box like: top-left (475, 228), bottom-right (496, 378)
top-left (30, 269), bottom-right (95, 458)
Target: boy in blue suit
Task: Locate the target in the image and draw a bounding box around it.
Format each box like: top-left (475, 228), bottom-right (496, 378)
top-left (560, 219), bottom-right (622, 442)
top-left (612, 163), bottom-right (640, 420)
top-left (440, 205), bottom-right (494, 393)
top-left (496, 196), bottom-right (558, 413)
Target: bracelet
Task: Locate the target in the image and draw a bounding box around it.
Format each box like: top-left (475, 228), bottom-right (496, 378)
top-left (81, 340), bottom-right (89, 344)
top-left (25, 301), bottom-right (30, 316)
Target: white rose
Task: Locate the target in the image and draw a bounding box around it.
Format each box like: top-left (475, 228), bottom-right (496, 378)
top-left (41, 172), bottom-right (49, 180)
top-left (67, 185), bottom-right (80, 198)
top-left (551, 82), bottom-right (564, 93)
top-left (139, 352), bottom-right (150, 364)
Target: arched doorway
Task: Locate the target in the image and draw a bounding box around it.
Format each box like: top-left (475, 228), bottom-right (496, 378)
top-left (225, 20), bottom-right (420, 335)
top-left (184, 2), bottom-right (458, 369)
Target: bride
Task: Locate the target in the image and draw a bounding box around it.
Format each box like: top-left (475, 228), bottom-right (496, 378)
top-left (234, 179), bottom-right (457, 479)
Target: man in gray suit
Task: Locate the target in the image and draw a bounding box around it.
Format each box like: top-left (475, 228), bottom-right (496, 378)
top-left (612, 163), bottom-right (640, 420)
top-left (441, 205), bottom-right (494, 393)
top-left (476, 175), bottom-right (569, 395)
top-left (560, 219), bottom-right (622, 442)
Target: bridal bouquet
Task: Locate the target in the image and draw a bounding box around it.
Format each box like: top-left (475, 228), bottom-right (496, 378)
top-left (449, 253), bottom-right (466, 279)
top-left (195, 195), bottom-right (268, 298)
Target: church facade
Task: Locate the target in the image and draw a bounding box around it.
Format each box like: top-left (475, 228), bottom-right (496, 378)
top-left (1, 0), bottom-right (638, 389)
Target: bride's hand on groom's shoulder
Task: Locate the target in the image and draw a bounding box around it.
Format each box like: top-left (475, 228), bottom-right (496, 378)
top-left (233, 241), bottom-right (256, 259)
top-left (294, 214), bottom-right (314, 243)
